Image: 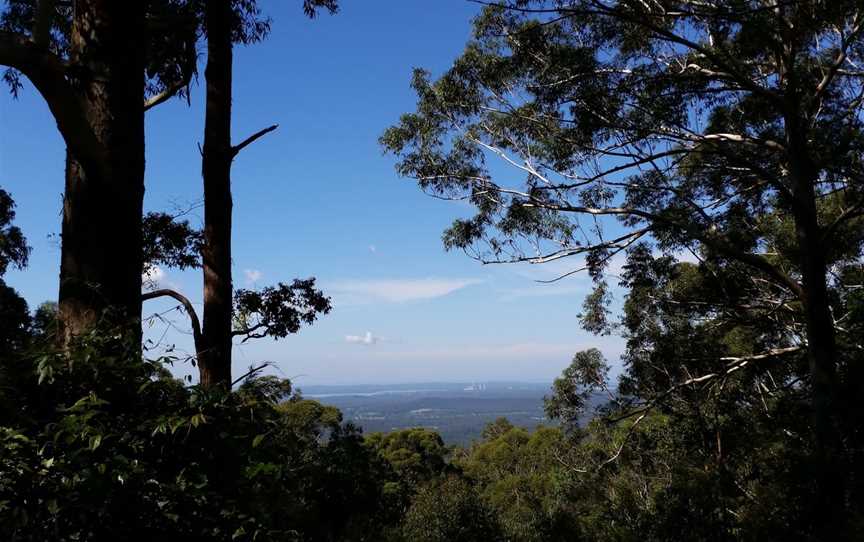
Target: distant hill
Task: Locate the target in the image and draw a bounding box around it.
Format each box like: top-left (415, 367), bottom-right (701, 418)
top-left (300, 382), bottom-right (604, 445)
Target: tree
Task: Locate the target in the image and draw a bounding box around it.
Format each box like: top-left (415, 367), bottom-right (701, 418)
top-left (382, 2), bottom-right (864, 534)
top-left (142, 0), bottom-right (335, 387)
top-left (198, 0), bottom-right (336, 386)
top-left (0, 1), bottom-right (197, 340)
top-left (400, 475), bottom-right (504, 542)
top-left (0, 188), bottom-right (30, 356)
top-left (544, 348), bottom-right (609, 429)
top-left (458, 422), bottom-right (576, 541)
top-left (366, 428), bottom-right (450, 486)
top-left (0, 188), bottom-right (28, 274)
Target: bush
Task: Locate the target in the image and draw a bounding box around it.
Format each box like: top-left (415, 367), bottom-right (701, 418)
top-left (0, 326), bottom-right (389, 541)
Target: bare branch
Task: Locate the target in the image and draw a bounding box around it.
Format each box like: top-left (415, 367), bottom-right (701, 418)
top-left (231, 124), bottom-right (278, 157)
top-left (813, 13), bottom-right (863, 105)
top-left (144, 76), bottom-right (192, 112)
top-left (232, 322), bottom-right (267, 342)
top-left (608, 346), bottom-right (804, 425)
top-left (142, 288), bottom-right (203, 352)
top-left (231, 362), bottom-right (272, 386)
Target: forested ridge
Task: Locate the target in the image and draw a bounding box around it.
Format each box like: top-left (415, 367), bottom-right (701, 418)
top-left (1, 1), bottom-right (863, 540)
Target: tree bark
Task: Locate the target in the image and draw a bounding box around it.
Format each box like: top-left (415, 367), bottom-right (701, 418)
top-left (199, 0), bottom-right (235, 388)
top-left (58, 0), bottom-right (146, 341)
top-left (786, 108), bottom-right (845, 537)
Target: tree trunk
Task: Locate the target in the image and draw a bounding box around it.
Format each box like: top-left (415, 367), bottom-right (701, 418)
top-left (199, 0), bottom-right (235, 388)
top-left (795, 202), bottom-right (845, 536)
top-left (787, 123), bottom-right (845, 537)
top-left (58, 1), bottom-right (146, 342)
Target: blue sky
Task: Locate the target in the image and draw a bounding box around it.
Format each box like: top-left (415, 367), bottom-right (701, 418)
top-left (0, 0), bottom-right (626, 385)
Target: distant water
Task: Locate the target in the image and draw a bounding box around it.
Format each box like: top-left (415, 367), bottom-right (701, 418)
top-left (306, 388), bottom-right (448, 399)
top-left (300, 382), bottom-right (558, 444)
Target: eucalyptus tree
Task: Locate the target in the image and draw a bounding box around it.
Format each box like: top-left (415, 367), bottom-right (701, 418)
top-left (0, 188), bottom-right (30, 355)
top-left (143, 0), bottom-right (336, 387)
top-left (383, 1), bottom-right (864, 535)
top-left (0, 0), bottom-right (197, 339)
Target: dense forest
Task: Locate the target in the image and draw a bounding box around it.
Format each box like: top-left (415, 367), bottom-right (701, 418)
top-left (1, 0), bottom-right (863, 540)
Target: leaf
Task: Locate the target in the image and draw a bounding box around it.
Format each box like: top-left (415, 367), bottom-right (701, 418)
top-left (190, 413), bottom-right (207, 428)
top-left (252, 434), bottom-right (265, 448)
top-left (89, 435), bottom-right (102, 451)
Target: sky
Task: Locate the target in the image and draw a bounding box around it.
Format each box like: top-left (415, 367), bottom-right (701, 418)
top-left (0, 0), bottom-right (628, 386)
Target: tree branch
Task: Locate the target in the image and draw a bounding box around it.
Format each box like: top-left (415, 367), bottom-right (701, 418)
top-left (607, 346), bottom-right (803, 424)
top-left (144, 75), bottom-right (192, 111)
top-left (0, 31), bottom-right (107, 178)
top-left (813, 13), bottom-right (863, 105)
top-left (232, 322), bottom-right (268, 342)
top-left (530, 201), bottom-right (804, 298)
top-left (32, 0), bottom-right (55, 48)
top-left (142, 288), bottom-right (204, 351)
top-left (231, 124), bottom-right (278, 157)
top-left (231, 362), bottom-right (272, 386)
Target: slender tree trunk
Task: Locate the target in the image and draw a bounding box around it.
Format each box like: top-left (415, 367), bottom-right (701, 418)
top-left (58, 0), bottom-right (146, 342)
top-left (787, 118), bottom-right (845, 537)
top-left (795, 201), bottom-right (844, 536)
top-left (199, 0), bottom-right (235, 387)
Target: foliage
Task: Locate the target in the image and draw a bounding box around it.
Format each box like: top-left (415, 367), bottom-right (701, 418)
top-left (0, 188), bottom-right (28, 276)
top-left (0, 325), bottom-right (388, 541)
top-left (382, 1), bottom-right (864, 537)
top-left (366, 428), bottom-right (450, 486)
top-left (457, 424), bottom-right (576, 541)
top-left (142, 211), bottom-right (203, 271)
top-left (544, 348), bottom-right (609, 428)
top-left (399, 476), bottom-right (503, 542)
top-left (233, 279), bottom-right (332, 341)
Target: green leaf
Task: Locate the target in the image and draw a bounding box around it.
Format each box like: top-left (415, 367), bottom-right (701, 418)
top-left (252, 434), bottom-right (265, 448)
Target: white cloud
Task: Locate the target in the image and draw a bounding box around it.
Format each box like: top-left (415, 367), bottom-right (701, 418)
top-left (368, 245), bottom-right (377, 253)
top-left (143, 264), bottom-right (165, 285)
top-left (142, 264), bottom-right (183, 292)
top-left (329, 277), bottom-right (483, 304)
top-left (345, 331), bottom-right (380, 345)
top-left (244, 269), bottom-right (262, 286)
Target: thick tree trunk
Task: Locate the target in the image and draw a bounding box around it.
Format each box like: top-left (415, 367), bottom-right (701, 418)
top-left (58, 1), bottom-right (146, 341)
top-left (199, 0), bottom-right (235, 388)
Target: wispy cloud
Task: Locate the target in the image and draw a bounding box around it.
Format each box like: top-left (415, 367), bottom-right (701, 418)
top-left (345, 331), bottom-right (381, 345)
top-left (244, 269), bottom-right (262, 286)
top-left (329, 277), bottom-right (483, 304)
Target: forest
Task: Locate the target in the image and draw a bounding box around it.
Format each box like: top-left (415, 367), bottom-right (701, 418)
top-left (1, 0), bottom-right (863, 540)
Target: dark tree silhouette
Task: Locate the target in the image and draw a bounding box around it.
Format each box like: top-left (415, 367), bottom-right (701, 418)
top-left (143, 0), bottom-right (336, 387)
top-left (0, 1), bottom-right (197, 341)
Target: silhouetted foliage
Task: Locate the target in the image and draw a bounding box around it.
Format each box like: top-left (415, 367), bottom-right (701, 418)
top-left (0, 188), bottom-right (28, 275)
top-left (142, 211), bottom-right (203, 271)
top-left (233, 279), bottom-right (332, 342)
